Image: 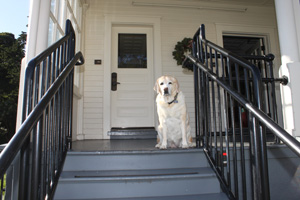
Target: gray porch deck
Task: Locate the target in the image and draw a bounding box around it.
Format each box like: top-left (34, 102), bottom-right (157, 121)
top-left (71, 139), bottom-right (158, 152)
top-left (71, 138), bottom-right (280, 152)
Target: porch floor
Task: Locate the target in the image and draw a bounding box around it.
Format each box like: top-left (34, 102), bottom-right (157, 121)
top-left (71, 139), bottom-right (158, 152)
top-left (70, 137), bottom-right (279, 152)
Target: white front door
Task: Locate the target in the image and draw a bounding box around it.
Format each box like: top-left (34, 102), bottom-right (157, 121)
top-left (111, 26), bottom-right (155, 128)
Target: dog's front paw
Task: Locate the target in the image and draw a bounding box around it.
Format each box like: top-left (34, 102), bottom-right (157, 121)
top-left (155, 143), bottom-right (161, 148)
top-left (160, 143), bottom-right (167, 149)
top-left (181, 142), bottom-right (189, 149)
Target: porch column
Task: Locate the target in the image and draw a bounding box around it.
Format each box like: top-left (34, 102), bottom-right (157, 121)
top-left (275, 0), bottom-right (300, 139)
top-left (16, 0), bottom-right (51, 129)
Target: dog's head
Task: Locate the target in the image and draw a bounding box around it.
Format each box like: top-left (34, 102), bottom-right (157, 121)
top-left (154, 76), bottom-right (179, 96)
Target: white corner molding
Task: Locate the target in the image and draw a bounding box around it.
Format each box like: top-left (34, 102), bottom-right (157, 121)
top-left (132, 1), bottom-right (247, 13)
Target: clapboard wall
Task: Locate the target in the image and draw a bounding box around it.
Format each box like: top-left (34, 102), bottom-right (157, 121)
top-left (80, 0), bottom-right (280, 140)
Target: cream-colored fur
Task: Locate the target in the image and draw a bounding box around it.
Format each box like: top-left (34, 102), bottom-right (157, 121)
top-left (154, 76), bottom-right (194, 149)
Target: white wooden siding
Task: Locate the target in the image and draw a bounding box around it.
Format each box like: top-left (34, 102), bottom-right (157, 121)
top-left (81, 0), bottom-right (279, 139)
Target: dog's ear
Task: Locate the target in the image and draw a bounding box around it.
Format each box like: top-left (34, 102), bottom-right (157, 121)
top-left (154, 79), bottom-right (161, 94)
top-left (173, 77), bottom-right (180, 93)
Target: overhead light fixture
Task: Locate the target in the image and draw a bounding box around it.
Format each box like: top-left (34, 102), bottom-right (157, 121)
top-left (132, 1), bottom-right (247, 13)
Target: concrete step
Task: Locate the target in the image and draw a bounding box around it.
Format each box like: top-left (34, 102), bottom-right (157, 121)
top-left (62, 149), bottom-right (208, 171)
top-left (60, 167), bottom-right (212, 178)
top-left (54, 167), bottom-right (223, 199)
top-left (54, 149), bottom-right (228, 200)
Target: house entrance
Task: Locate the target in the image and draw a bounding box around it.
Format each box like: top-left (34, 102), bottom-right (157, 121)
top-left (223, 35), bottom-right (266, 56)
top-left (110, 26), bottom-right (155, 129)
top-left (223, 35), bottom-right (280, 131)
top-left (223, 35), bottom-right (266, 128)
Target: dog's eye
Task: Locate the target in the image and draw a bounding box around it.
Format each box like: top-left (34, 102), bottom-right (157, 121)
top-left (168, 82), bottom-right (172, 84)
top-left (160, 82), bottom-right (164, 85)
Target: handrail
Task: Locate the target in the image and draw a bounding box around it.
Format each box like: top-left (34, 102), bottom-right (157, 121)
top-left (0, 52), bottom-right (84, 177)
top-left (23, 23), bottom-right (83, 81)
top-left (187, 54), bottom-right (300, 156)
top-left (186, 24), bottom-right (300, 200)
top-left (0, 19), bottom-right (84, 200)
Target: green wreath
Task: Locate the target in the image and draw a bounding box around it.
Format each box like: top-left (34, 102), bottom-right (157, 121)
top-left (172, 37), bottom-right (193, 71)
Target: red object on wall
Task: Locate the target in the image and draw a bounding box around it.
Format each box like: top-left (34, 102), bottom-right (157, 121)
top-left (241, 108), bottom-right (248, 127)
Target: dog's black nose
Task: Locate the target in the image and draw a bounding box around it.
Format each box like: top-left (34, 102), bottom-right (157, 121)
top-left (164, 87), bottom-right (169, 95)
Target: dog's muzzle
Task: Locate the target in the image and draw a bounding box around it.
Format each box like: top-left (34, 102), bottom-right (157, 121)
top-left (163, 87), bottom-right (169, 95)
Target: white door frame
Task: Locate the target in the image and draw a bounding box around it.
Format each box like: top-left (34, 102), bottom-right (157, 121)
top-left (111, 26), bottom-right (154, 128)
top-left (215, 23), bottom-right (283, 130)
top-left (103, 15), bottom-right (162, 139)
top-left (215, 23), bottom-right (280, 57)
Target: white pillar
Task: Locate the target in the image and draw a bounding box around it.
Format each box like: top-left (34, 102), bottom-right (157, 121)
top-left (16, 0), bottom-right (51, 129)
top-left (275, 0), bottom-right (300, 138)
top-left (74, 3), bottom-right (89, 141)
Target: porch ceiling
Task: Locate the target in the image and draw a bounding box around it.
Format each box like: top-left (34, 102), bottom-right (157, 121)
top-left (85, 0), bottom-right (275, 7)
top-left (86, 0), bottom-right (275, 6)
top-left (180, 0), bottom-right (274, 6)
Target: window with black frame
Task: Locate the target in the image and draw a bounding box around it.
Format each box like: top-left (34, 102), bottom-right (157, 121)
top-left (118, 33), bottom-right (147, 69)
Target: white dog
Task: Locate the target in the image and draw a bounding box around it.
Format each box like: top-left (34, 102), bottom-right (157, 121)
top-left (154, 76), bottom-right (194, 149)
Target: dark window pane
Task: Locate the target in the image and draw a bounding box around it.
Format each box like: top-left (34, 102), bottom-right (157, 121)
top-left (118, 34), bottom-right (147, 68)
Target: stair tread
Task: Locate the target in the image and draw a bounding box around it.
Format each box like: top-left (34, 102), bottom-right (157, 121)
top-left (60, 167), bottom-right (215, 181)
top-left (67, 148), bottom-right (203, 155)
top-left (63, 148), bottom-right (207, 172)
top-left (56, 193), bottom-right (228, 200)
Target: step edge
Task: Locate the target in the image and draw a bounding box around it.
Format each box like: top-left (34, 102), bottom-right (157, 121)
top-left (67, 148), bottom-right (203, 155)
top-left (54, 194), bottom-right (228, 200)
top-left (61, 167), bottom-right (212, 173)
top-left (54, 193), bottom-right (229, 200)
top-left (58, 173), bottom-right (217, 182)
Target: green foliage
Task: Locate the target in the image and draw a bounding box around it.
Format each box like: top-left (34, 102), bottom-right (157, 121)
top-left (172, 37), bottom-right (194, 71)
top-left (0, 32), bottom-right (26, 144)
top-left (0, 174), bottom-right (6, 197)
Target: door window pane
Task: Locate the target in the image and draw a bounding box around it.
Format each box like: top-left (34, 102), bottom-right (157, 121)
top-left (118, 34), bottom-right (147, 68)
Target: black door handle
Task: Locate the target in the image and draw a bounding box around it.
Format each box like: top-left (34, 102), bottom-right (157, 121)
top-left (112, 82), bottom-right (120, 86)
top-left (111, 72), bottom-right (120, 91)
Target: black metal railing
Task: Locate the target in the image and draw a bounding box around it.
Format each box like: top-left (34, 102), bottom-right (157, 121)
top-left (221, 53), bottom-right (288, 144)
top-left (0, 20), bottom-right (84, 200)
top-left (184, 24), bottom-right (300, 200)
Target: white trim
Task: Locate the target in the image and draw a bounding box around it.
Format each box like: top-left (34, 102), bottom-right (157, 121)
top-left (132, 1), bottom-right (248, 13)
top-left (36, 0), bottom-right (51, 54)
top-left (275, 0), bottom-right (300, 136)
top-left (215, 23), bottom-right (281, 79)
top-left (16, 0), bottom-right (51, 130)
top-left (26, 0), bottom-right (41, 61)
top-left (103, 14), bottom-right (162, 139)
top-left (293, 0), bottom-right (300, 60)
top-left (66, 0), bottom-right (81, 33)
top-left (215, 23), bottom-right (279, 54)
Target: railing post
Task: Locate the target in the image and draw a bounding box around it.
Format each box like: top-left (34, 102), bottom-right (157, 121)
top-left (19, 63), bottom-right (35, 200)
top-left (199, 24), bottom-right (206, 147)
top-left (244, 64), bottom-right (270, 200)
top-left (193, 55), bottom-right (200, 147)
top-left (65, 19), bottom-right (75, 149)
top-left (31, 117), bottom-right (43, 200)
top-left (199, 24), bottom-right (205, 63)
top-left (19, 140), bottom-right (30, 200)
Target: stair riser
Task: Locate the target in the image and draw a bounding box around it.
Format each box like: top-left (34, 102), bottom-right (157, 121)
top-left (54, 176), bottom-right (220, 199)
top-left (63, 151), bottom-right (207, 171)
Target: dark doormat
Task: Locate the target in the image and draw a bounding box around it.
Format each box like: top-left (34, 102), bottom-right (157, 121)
top-left (108, 127), bottom-right (157, 139)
